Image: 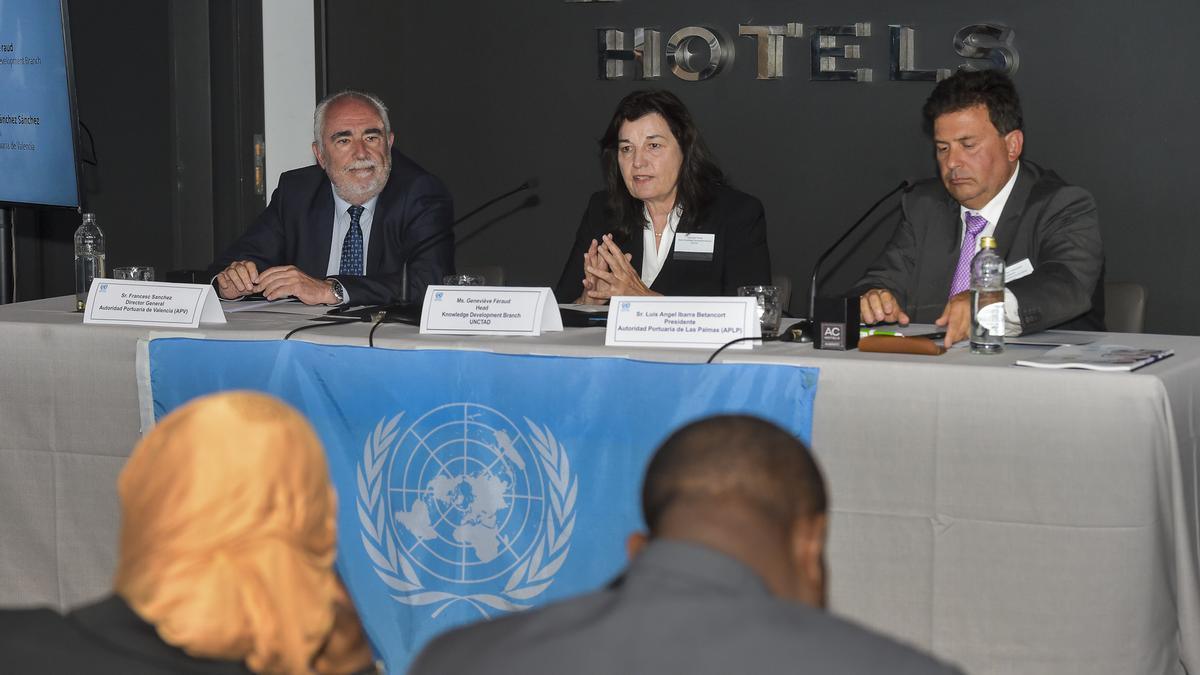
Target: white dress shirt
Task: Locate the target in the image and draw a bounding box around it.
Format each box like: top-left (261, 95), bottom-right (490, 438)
top-left (640, 204), bottom-right (683, 288)
top-left (957, 162), bottom-right (1022, 333)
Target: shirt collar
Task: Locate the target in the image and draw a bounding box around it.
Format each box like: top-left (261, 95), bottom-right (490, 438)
top-left (331, 187), bottom-right (380, 218)
top-left (961, 160), bottom-right (1020, 225)
top-left (641, 203), bottom-right (683, 232)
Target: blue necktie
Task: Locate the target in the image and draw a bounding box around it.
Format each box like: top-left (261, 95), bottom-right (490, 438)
top-left (339, 205), bottom-right (365, 276)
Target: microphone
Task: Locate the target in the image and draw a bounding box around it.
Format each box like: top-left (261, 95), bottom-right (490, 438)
top-left (331, 178), bottom-right (539, 323)
top-left (805, 179), bottom-right (911, 348)
top-left (399, 178), bottom-right (537, 304)
top-left (452, 178), bottom-right (538, 227)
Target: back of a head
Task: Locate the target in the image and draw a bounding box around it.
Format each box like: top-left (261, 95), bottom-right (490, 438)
top-left (641, 415), bottom-right (826, 538)
top-left (114, 391), bottom-right (371, 675)
top-left (922, 69), bottom-right (1023, 135)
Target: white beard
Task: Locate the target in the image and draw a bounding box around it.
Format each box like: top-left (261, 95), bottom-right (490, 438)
top-left (329, 157), bottom-right (391, 204)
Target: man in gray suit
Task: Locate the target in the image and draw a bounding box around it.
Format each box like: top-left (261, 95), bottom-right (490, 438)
top-left (856, 70), bottom-right (1104, 347)
top-left (409, 415), bottom-right (963, 675)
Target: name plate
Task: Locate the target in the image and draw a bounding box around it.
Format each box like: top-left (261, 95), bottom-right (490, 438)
top-left (420, 286), bottom-right (563, 336)
top-left (605, 296), bottom-right (759, 349)
top-left (83, 278), bottom-right (226, 328)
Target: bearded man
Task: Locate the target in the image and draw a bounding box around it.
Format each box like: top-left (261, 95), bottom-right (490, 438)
top-left (209, 90), bottom-right (454, 306)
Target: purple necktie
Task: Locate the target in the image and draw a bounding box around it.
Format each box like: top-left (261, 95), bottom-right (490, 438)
top-left (948, 212), bottom-right (988, 297)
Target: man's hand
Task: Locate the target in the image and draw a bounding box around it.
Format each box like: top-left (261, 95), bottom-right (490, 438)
top-left (584, 234), bottom-right (659, 301)
top-left (215, 261), bottom-right (260, 300)
top-left (935, 292), bottom-right (972, 348)
top-left (255, 265), bottom-right (338, 305)
top-left (859, 288), bottom-right (909, 325)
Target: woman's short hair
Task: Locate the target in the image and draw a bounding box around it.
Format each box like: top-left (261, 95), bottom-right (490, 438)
top-left (599, 89), bottom-right (725, 239)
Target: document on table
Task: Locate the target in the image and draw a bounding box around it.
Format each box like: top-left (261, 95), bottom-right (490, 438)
top-left (220, 299), bottom-right (328, 317)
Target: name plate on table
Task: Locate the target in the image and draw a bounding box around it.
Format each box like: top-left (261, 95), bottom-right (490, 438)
top-left (83, 278), bottom-right (226, 328)
top-left (605, 296), bottom-right (759, 349)
top-left (420, 286), bottom-right (563, 336)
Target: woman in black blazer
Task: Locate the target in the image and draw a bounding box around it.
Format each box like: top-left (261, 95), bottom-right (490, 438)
top-left (555, 90), bottom-right (771, 304)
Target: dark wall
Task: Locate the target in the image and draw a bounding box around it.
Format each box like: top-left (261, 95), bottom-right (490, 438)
top-left (14, 0), bottom-right (173, 300)
top-left (14, 0), bottom-right (261, 302)
top-left (327, 0), bottom-right (1199, 335)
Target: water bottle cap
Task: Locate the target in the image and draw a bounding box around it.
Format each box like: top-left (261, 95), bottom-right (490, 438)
top-left (979, 236), bottom-right (997, 249)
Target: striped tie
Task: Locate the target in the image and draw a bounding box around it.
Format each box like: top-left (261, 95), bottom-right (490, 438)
top-left (948, 211), bottom-right (988, 297)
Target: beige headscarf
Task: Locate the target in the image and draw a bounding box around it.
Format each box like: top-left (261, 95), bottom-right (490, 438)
top-left (113, 391), bottom-right (373, 674)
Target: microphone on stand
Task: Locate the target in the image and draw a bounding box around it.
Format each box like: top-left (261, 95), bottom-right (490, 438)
top-left (332, 178), bottom-right (539, 323)
top-left (803, 179), bottom-right (911, 349)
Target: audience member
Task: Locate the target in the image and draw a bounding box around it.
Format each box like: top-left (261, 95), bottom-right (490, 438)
top-left (409, 415), bottom-right (962, 674)
top-left (0, 391), bottom-right (375, 675)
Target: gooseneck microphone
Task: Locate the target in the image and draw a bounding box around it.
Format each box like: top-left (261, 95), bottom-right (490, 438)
top-left (398, 178), bottom-right (538, 305)
top-left (451, 178), bottom-right (538, 228)
top-left (331, 178), bottom-right (539, 323)
top-left (805, 179), bottom-right (911, 347)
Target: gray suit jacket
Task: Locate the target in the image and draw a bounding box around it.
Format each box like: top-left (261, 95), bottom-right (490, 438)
top-left (854, 160), bottom-right (1104, 334)
top-left (408, 540), bottom-right (963, 675)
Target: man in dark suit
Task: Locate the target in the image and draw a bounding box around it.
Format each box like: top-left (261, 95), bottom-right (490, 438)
top-left (209, 90), bottom-right (453, 306)
top-left (409, 415), bottom-right (963, 675)
top-left (856, 70), bottom-right (1104, 346)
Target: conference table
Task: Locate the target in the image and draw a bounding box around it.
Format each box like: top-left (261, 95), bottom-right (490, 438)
top-left (1, 295), bottom-right (1196, 675)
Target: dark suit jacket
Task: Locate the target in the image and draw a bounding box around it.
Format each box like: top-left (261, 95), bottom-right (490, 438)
top-left (854, 160), bottom-right (1105, 333)
top-left (554, 185), bottom-right (772, 303)
top-left (409, 540), bottom-right (963, 675)
top-left (0, 595), bottom-right (253, 674)
top-left (208, 148), bottom-right (454, 305)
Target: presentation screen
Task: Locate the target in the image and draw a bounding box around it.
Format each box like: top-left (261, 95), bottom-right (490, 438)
top-left (0, 0), bottom-right (80, 208)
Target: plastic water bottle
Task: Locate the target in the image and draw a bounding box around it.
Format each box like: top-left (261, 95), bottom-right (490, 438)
top-left (970, 235), bottom-right (1005, 354)
top-left (74, 213), bottom-right (105, 311)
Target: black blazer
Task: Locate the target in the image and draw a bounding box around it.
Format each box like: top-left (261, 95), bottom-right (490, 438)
top-left (554, 185), bottom-right (772, 303)
top-left (0, 595), bottom-right (254, 674)
top-left (207, 148), bottom-right (455, 305)
top-left (854, 160), bottom-right (1105, 333)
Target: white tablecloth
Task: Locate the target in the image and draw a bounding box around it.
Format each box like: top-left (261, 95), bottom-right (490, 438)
top-left (1, 296), bottom-right (1196, 674)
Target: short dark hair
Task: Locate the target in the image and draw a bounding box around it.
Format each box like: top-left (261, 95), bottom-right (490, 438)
top-left (922, 70), bottom-right (1023, 136)
top-left (641, 415), bottom-right (827, 535)
top-left (598, 89), bottom-right (725, 240)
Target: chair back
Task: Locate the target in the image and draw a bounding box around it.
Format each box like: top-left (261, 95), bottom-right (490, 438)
top-left (1104, 282), bottom-right (1146, 333)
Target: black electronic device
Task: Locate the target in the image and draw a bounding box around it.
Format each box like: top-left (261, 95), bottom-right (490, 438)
top-left (813, 297), bottom-right (861, 351)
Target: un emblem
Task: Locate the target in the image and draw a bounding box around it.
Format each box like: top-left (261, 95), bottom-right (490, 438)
top-left (357, 403), bottom-right (577, 617)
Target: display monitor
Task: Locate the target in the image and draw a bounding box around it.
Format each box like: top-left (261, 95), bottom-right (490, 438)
top-left (0, 0), bottom-right (81, 209)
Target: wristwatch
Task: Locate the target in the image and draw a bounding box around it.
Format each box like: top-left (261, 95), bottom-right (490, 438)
top-left (327, 278), bottom-right (345, 305)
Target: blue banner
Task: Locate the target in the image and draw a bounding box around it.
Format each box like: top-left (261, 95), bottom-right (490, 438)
top-left (148, 339), bottom-right (818, 673)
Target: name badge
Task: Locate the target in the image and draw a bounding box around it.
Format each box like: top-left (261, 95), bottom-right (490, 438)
top-left (674, 233), bottom-right (715, 261)
top-left (1006, 258), bottom-right (1034, 282)
top-left (420, 286), bottom-right (563, 336)
top-left (605, 296), bottom-right (759, 349)
top-left (84, 279), bottom-right (226, 328)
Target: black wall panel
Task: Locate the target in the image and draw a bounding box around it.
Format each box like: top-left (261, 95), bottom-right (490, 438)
top-left (326, 0), bottom-right (1199, 334)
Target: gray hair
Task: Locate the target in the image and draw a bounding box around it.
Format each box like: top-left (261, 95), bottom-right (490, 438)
top-left (313, 90), bottom-right (391, 155)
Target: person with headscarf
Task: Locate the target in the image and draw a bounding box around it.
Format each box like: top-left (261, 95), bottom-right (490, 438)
top-left (0, 391), bottom-right (376, 675)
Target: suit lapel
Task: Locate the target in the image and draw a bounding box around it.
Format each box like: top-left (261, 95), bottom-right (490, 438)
top-left (926, 196), bottom-right (962, 300)
top-left (368, 173), bottom-right (403, 271)
top-left (307, 183), bottom-right (335, 274)
top-left (991, 164), bottom-right (1033, 261)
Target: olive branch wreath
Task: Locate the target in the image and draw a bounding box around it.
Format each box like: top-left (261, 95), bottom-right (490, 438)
top-left (356, 412), bottom-right (577, 619)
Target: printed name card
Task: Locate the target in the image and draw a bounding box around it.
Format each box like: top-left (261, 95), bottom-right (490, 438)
top-left (420, 286), bottom-right (563, 336)
top-left (83, 279), bottom-right (226, 328)
top-left (605, 296), bottom-right (760, 349)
